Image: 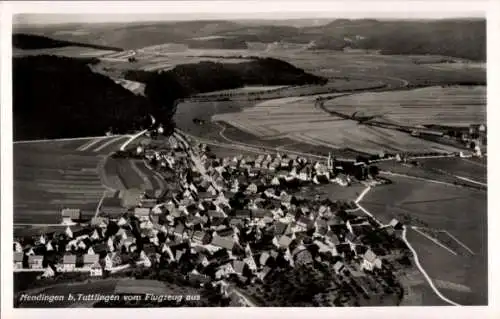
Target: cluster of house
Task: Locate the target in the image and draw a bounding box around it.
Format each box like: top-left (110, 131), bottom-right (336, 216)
top-left (13, 132), bottom-right (400, 290)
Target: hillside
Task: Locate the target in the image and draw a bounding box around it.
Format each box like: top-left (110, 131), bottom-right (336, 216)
top-left (13, 20), bottom-right (243, 50)
top-left (13, 54), bottom-right (324, 141)
top-left (13, 56), bottom-right (152, 141)
top-left (124, 58), bottom-right (327, 123)
top-left (14, 19), bottom-right (486, 60)
top-left (307, 19), bottom-right (486, 60)
top-left (12, 33), bottom-right (123, 51)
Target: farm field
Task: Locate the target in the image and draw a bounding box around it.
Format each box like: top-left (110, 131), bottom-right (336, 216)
top-left (213, 95), bottom-right (464, 155)
top-left (13, 136), bottom-right (128, 224)
top-left (272, 51), bottom-right (485, 85)
top-left (195, 85), bottom-right (290, 97)
top-left (376, 160), bottom-right (485, 188)
top-left (102, 157), bottom-right (165, 195)
top-left (191, 80), bottom-right (385, 101)
top-left (114, 79), bottom-right (145, 96)
top-left (13, 47), bottom-right (117, 58)
top-left (417, 157), bottom-right (487, 184)
top-left (99, 47), bottom-right (252, 72)
top-left (98, 48), bottom-right (483, 90)
top-left (360, 176), bottom-right (487, 305)
top-left (324, 86), bottom-right (486, 127)
top-left (425, 62), bottom-right (486, 72)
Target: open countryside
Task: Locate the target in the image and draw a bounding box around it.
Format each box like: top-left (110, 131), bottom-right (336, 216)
top-left (323, 86), bottom-right (486, 127)
top-left (13, 135), bottom-right (162, 224)
top-left (12, 15), bottom-right (487, 308)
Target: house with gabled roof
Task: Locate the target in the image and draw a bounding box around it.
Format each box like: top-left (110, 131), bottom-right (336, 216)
top-left (215, 262), bottom-right (235, 279)
top-left (233, 260), bottom-right (247, 276)
top-left (314, 240), bottom-right (338, 256)
top-left (134, 207), bottom-right (150, 220)
top-left (90, 228), bottom-right (102, 241)
top-left (83, 254), bottom-right (99, 268)
top-left (89, 262), bottom-right (103, 277)
top-left (273, 222), bottom-right (288, 237)
top-left (388, 218), bottom-right (402, 229)
top-left (229, 218), bottom-right (245, 228)
top-left (245, 183), bottom-right (258, 194)
top-left (278, 235), bottom-right (293, 249)
top-left (243, 255), bottom-right (258, 272)
top-left (333, 261), bottom-right (345, 274)
top-left (14, 252), bottom-right (24, 269)
top-left (28, 255), bottom-right (44, 270)
top-left (326, 230), bottom-right (341, 245)
top-left (296, 216), bottom-right (313, 229)
top-left (211, 235), bottom-right (235, 251)
top-left (173, 223), bottom-right (186, 239)
top-left (62, 254), bottom-right (76, 272)
top-left (191, 231), bottom-right (211, 245)
top-left (234, 210), bottom-right (252, 219)
top-left (61, 208), bottom-right (81, 224)
top-left (256, 266), bottom-right (272, 281)
top-left (361, 249), bottom-right (382, 271)
top-left (161, 243), bottom-right (175, 262)
top-left (259, 251), bottom-right (275, 268)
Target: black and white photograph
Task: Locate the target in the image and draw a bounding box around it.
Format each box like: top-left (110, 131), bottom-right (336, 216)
top-left (1, 0), bottom-right (497, 315)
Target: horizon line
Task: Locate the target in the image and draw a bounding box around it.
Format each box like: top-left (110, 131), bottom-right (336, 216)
top-left (13, 15), bottom-right (485, 27)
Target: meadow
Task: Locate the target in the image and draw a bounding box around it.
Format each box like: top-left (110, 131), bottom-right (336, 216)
top-left (13, 136), bottom-right (128, 224)
top-left (324, 86), bottom-right (486, 127)
top-left (212, 95), bottom-right (464, 155)
top-left (13, 46), bottom-right (116, 58)
top-left (417, 157), bottom-right (487, 184)
top-left (95, 47), bottom-right (484, 158)
top-left (102, 157), bottom-right (165, 195)
top-left (361, 176), bottom-right (487, 305)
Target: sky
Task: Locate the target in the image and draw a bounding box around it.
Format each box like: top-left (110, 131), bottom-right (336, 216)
top-left (9, 1), bottom-right (486, 26)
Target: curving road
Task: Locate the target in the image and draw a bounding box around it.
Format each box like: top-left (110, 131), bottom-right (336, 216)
top-left (401, 226), bottom-right (461, 306)
top-left (355, 185), bottom-right (462, 306)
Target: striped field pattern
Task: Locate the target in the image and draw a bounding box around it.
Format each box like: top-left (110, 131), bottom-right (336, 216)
top-left (212, 88), bottom-right (473, 154)
top-left (14, 136), bottom-right (128, 224)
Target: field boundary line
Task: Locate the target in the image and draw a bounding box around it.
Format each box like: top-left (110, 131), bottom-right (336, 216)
top-left (411, 227), bottom-right (458, 256)
top-left (94, 191), bottom-right (107, 220)
top-left (355, 186), bottom-right (461, 306)
top-left (14, 135), bottom-right (121, 145)
top-left (130, 160), bottom-right (153, 190)
top-left (454, 175), bottom-right (487, 187)
top-left (120, 129), bottom-right (148, 151)
top-left (402, 226), bottom-right (461, 306)
top-left (78, 136), bottom-right (109, 151)
top-left (443, 230), bottom-right (475, 255)
top-left (93, 135), bottom-right (129, 152)
top-left (379, 171), bottom-right (459, 187)
top-left (461, 158), bottom-right (486, 168)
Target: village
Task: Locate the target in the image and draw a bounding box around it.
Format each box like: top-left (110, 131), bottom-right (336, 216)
top-left (14, 127), bottom-right (412, 306)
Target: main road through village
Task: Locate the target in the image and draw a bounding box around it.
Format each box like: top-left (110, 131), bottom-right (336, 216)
top-left (13, 123), bottom-right (481, 306)
top-left (176, 126), bottom-right (476, 306)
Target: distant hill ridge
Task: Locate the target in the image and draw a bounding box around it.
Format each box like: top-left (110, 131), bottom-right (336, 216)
top-left (14, 18), bottom-right (485, 60)
top-left (12, 33), bottom-right (124, 51)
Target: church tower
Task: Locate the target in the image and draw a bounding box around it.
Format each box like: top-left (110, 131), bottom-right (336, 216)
top-left (327, 152), bottom-right (333, 171)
